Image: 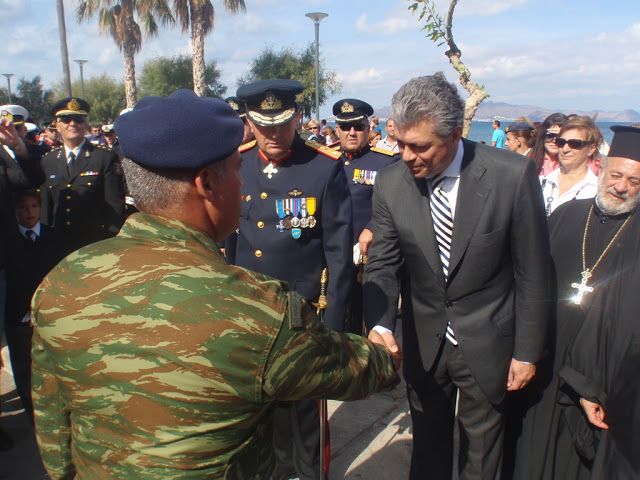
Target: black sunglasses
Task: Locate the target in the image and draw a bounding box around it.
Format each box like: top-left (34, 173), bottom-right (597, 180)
top-left (544, 133), bottom-right (558, 141)
top-left (58, 115), bottom-right (87, 124)
top-left (337, 122), bottom-right (367, 132)
top-left (555, 138), bottom-right (592, 149)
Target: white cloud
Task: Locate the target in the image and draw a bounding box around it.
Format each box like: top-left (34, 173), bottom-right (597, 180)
top-left (455, 0), bottom-right (532, 17)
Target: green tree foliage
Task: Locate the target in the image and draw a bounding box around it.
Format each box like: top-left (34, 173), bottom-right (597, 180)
top-left (139, 55), bottom-right (227, 98)
top-left (238, 43), bottom-right (342, 119)
top-left (0, 88), bottom-right (12, 106)
top-left (10, 76), bottom-right (56, 124)
top-left (52, 74), bottom-right (126, 123)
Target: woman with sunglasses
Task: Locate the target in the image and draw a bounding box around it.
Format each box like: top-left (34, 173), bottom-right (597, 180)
top-left (531, 113), bottom-right (568, 175)
top-left (540, 116), bottom-right (601, 216)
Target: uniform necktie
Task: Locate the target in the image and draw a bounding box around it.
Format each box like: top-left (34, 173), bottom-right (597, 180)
top-left (25, 229), bottom-right (36, 242)
top-left (430, 174), bottom-right (458, 346)
top-left (67, 152), bottom-right (76, 174)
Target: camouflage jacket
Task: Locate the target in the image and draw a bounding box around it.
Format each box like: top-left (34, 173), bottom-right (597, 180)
top-left (31, 213), bottom-right (399, 480)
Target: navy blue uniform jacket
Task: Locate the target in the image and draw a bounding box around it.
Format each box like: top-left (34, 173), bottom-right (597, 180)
top-left (228, 135), bottom-right (353, 331)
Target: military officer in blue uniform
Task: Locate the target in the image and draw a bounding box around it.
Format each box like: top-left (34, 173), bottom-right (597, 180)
top-left (41, 97), bottom-right (126, 252)
top-left (225, 96), bottom-right (255, 145)
top-left (333, 99), bottom-right (398, 334)
top-left (228, 79), bottom-right (352, 480)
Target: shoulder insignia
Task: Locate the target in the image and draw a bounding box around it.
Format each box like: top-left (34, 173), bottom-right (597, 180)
top-left (239, 140), bottom-right (257, 152)
top-left (327, 141), bottom-right (341, 150)
top-left (113, 162), bottom-right (124, 176)
top-left (305, 140), bottom-right (342, 160)
top-left (371, 146), bottom-right (397, 157)
top-left (288, 291), bottom-right (305, 330)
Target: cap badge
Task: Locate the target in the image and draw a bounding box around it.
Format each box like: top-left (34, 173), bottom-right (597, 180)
top-left (68, 99), bottom-right (81, 111)
top-left (227, 100), bottom-right (239, 111)
top-left (261, 93), bottom-right (283, 111)
top-left (341, 102), bottom-right (354, 113)
top-left (1, 110), bottom-right (10, 120)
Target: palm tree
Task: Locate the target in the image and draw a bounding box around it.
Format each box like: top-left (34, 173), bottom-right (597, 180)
top-left (76, 0), bottom-right (174, 107)
top-left (172, 0), bottom-right (245, 97)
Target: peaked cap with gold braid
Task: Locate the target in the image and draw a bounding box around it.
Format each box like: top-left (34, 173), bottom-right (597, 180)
top-left (332, 98), bottom-right (374, 123)
top-left (237, 79), bottom-right (303, 127)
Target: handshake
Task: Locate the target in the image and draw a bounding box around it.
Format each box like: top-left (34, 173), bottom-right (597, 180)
top-left (368, 329), bottom-right (402, 371)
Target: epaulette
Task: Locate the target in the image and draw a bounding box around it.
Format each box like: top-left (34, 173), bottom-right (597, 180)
top-left (327, 141), bottom-right (341, 150)
top-left (288, 291), bottom-right (305, 330)
top-left (97, 144), bottom-right (109, 150)
top-left (305, 140), bottom-right (342, 161)
top-left (239, 140), bottom-right (257, 152)
top-left (370, 146), bottom-right (397, 157)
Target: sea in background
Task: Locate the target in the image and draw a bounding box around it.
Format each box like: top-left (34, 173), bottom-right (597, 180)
top-left (327, 120), bottom-right (626, 147)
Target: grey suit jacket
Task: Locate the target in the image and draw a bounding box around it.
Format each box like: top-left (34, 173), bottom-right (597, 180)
top-left (363, 139), bottom-right (552, 404)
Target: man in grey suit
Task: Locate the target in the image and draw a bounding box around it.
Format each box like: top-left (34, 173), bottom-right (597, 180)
top-left (363, 73), bottom-right (551, 479)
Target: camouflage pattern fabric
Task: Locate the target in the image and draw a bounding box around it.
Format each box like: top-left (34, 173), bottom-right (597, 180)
top-left (31, 213), bottom-right (399, 480)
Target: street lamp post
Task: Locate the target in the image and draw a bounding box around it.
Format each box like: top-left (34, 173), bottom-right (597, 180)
top-left (305, 12), bottom-right (328, 120)
top-left (2, 74), bottom-right (15, 103)
top-left (74, 60), bottom-right (89, 98)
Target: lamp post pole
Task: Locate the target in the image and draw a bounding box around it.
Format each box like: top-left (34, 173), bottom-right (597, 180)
top-left (305, 13), bottom-right (328, 120)
top-left (74, 60), bottom-right (88, 98)
top-left (2, 74), bottom-right (15, 103)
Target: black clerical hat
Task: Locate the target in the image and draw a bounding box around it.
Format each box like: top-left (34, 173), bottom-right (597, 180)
top-left (608, 125), bottom-right (640, 161)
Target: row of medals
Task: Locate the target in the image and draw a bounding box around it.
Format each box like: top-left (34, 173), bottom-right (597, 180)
top-left (276, 197), bottom-right (317, 234)
top-left (353, 169), bottom-right (378, 185)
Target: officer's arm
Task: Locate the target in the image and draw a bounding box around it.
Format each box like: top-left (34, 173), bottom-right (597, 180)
top-left (31, 305), bottom-right (75, 480)
top-left (262, 292), bottom-right (399, 402)
top-left (320, 162), bottom-right (353, 331)
top-left (103, 151), bottom-right (127, 236)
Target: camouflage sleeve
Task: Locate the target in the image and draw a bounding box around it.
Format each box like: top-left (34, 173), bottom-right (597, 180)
top-left (31, 288), bottom-right (75, 480)
top-left (262, 292), bottom-right (400, 401)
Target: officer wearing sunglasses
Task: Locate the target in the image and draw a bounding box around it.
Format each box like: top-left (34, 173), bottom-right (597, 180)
top-left (40, 97), bottom-right (126, 251)
top-left (332, 99), bottom-right (399, 336)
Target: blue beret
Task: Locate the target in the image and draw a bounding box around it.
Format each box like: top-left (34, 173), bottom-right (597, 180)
top-left (237, 79), bottom-right (303, 127)
top-left (333, 99), bottom-right (374, 122)
top-left (114, 89), bottom-right (244, 169)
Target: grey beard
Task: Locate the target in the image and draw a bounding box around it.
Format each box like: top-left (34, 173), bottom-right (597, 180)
top-left (596, 186), bottom-right (640, 215)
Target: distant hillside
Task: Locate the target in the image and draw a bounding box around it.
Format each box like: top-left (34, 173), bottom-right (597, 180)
top-left (368, 102), bottom-right (640, 123)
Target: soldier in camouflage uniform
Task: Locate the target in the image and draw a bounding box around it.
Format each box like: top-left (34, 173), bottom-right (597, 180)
top-left (31, 89), bottom-right (400, 480)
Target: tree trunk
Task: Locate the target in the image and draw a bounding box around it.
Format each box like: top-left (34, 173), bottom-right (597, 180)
top-left (56, 0), bottom-right (72, 97)
top-left (443, 0), bottom-right (488, 138)
top-left (191, 3), bottom-right (207, 97)
top-left (121, 0), bottom-right (138, 107)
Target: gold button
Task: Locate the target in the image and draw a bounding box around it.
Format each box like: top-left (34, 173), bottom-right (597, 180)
top-left (257, 221), bottom-right (265, 228)
top-left (66, 209), bottom-right (71, 213)
top-left (255, 250), bottom-right (262, 257)
top-left (260, 192), bottom-right (268, 199)
top-left (345, 161), bottom-right (350, 165)
top-left (246, 195), bottom-right (252, 202)
top-left (66, 196), bottom-right (71, 200)
top-left (67, 184), bottom-right (71, 187)
top-left (87, 182), bottom-right (92, 186)
top-left (66, 221), bottom-right (71, 226)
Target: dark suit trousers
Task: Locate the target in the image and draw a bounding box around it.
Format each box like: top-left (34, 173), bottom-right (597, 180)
top-left (272, 399), bottom-right (321, 480)
top-left (408, 340), bottom-right (505, 480)
top-left (4, 324), bottom-right (34, 417)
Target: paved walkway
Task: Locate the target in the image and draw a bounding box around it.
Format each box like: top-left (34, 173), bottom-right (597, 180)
top-left (1, 344), bottom-right (412, 480)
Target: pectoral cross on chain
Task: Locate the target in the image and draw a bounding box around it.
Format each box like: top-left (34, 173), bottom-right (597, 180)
top-left (571, 269), bottom-right (594, 305)
top-left (263, 162), bottom-right (278, 179)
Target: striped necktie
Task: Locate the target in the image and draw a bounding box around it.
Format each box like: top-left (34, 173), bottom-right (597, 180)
top-left (430, 174), bottom-right (458, 346)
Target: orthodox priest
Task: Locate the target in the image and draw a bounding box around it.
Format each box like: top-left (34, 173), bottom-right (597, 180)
top-left (512, 125), bottom-right (640, 479)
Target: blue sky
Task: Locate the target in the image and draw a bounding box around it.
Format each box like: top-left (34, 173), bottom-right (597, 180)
top-left (3, 0), bottom-right (640, 118)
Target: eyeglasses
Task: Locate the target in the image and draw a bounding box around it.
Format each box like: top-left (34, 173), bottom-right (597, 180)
top-left (544, 133), bottom-right (558, 142)
top-left (58, 116), bottom-right (87, 124)
top-left (309, 126), bottom-right (320, 130)
top-left (337, 122), bottom-right (367, 132)
top-left (554, 138), bottom-right (592, 149)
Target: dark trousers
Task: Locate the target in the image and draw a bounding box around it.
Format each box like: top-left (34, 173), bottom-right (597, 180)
top-left (4, 323), bottom-right (34, 417)
top-left (408, 340), bottom-right (505, 480)
top-left (272, 399), bottom-right (321, 480)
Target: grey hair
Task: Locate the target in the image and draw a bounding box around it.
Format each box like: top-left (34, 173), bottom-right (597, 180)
top-left (121, 158), bottom-right (226, 214)
top-left (390, 72), bottom-right (464, 138)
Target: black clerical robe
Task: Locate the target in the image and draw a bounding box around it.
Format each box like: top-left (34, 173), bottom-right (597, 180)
top-left (511, 198), bottom-right (639, 480)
